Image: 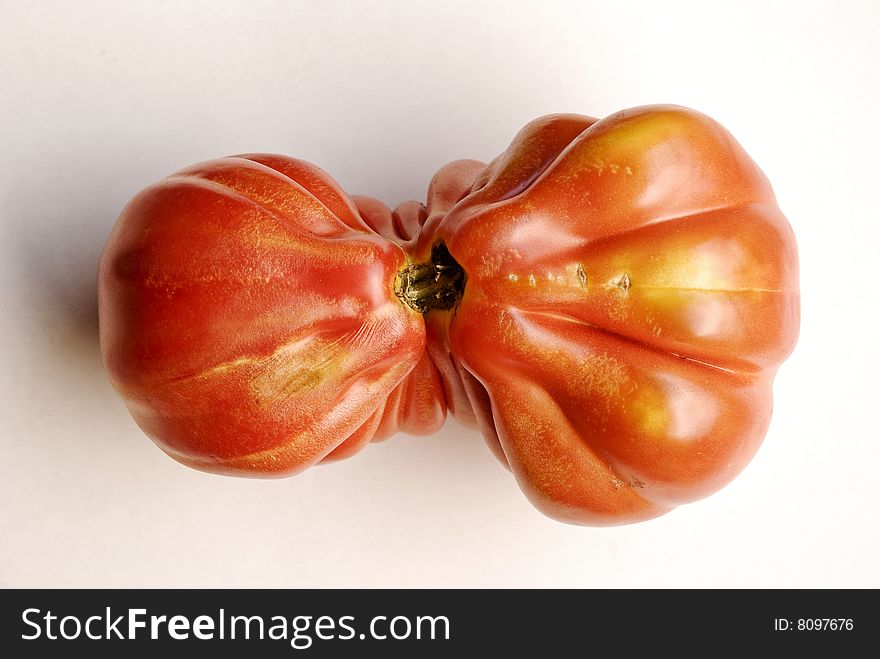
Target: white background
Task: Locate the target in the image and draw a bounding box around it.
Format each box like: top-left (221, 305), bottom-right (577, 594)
top-left (1, 0), bottom-right (877, 588)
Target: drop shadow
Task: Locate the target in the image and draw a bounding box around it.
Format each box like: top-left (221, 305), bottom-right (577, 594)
top-left (10, 189), bottom-right (112, 382)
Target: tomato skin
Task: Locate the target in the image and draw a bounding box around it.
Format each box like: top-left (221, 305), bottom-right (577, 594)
top-left (420, 106), bottom-right (799, 524)
top-left (100, 106), bottom-right (799, 526)
top-left (98, 155), bottom-right (439, 476)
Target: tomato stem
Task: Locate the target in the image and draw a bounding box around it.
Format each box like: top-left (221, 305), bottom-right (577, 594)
top-left (394, 242), bottom-right (465, 313)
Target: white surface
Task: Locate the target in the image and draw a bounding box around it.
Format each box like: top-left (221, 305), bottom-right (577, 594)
top-left (1, 0), bottom-right (878, 588)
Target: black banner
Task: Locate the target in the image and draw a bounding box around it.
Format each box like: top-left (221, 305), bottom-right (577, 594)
top-left (0, 589), bottom-right (873, 656)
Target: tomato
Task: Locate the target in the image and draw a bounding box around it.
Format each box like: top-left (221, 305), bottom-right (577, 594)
top-left (412, 106), bottom-right (799, 524)
top-left (99, 105), bottom-right (798, 525)
top-left (98, 155), bottom-right (444, 476)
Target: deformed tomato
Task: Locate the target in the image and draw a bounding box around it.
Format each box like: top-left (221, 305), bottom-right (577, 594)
top-left (409, 107), bottom-right (799, 524)
top-left (99, 155), bottom-right (444, 476)
top-left (99, 105), bottom-right (799, 525)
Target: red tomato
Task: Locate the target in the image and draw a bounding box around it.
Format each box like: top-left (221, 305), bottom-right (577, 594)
top-left (99, 105), bottom-right (798, 525)
top-left (414, 106), bottom-right (799, 524)
top-left (98, 155), bottom-right (444, 476)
